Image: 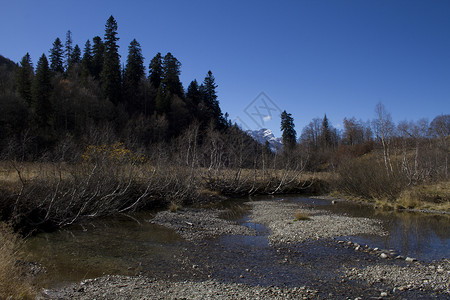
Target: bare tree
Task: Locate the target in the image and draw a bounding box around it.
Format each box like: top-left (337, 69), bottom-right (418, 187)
top-left (373, 102), bottom-right (394, 175)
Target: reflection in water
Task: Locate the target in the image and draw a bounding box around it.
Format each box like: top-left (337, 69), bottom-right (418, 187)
top-left (24, 213), bottom-right (185, 287)
top-left (289, 196), bottom-right (450, 261)
top-left (23, 196), bottom-right (450, 289)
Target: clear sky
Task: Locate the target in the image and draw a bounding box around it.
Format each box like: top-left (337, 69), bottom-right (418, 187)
top-left (1, 0), bottom-right (449, 137)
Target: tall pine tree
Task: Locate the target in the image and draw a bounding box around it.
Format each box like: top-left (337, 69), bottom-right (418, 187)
top-left (148, 52), bottom-right (162, 89)
top-left (101, 16), bottom-right (122, 105)
top-left (16, 53), bottom-right (34, 105)
top-left (320, 114), bottom-right (332, 148)
top-left (161, 52), bottom-right (183, 98)
top-left (281, 110), bottom-right (296, 150)
top-left (49, 38), bottom-right (64, 74)
top-left (91, 36), bottom-right (104, 80)
top-left (67, 44), bottom-right (81, 73)
top-left (81, 39), bottom-right (93, 79)
top-left (200, 71), bottom-right (225, 128)
top-left (64, 30), bottom-right (73, 72)
top-left (32, 54), bottom-right (53, 129)
top-left (123, 39), bottom-right (144, 114)
top-left (186, 79), bottom-right (200, 117)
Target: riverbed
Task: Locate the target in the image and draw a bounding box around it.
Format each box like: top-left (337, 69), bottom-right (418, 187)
top-left (24, 196), bottom-right (449, 299)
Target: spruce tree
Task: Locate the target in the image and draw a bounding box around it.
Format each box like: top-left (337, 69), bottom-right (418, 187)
top-left (123, 39), bottom-right (145, 113)
top-left (67, 44), bottom-right (81, 73)
top-left (49, 38), bottom-right (64, 74)
top-left (64, 30), bottom-right (73, 71)
top-left (185, 80), bottom-right (200, 119)
top-left (32, 54), bottom-right (53, 128)
top-left (101, 15), bottom-right (122, 105)
top-left (81, 39), bottom-right (93, 78)
top-left (320, 114), bottom-right (332, 148)
top-left (201, 70), bottom-right (225, 128)
top-left (281, 110), bottom-right (296, 150)
top-left (148, 52), bottom-right (162, 89)
top-left (91, 36), bottom-right (104, 80)
top-left (161, 52), bottom-right (183, 98)
top-left (16, 53), bottom-right (34, 105)
top-left (186, 80), bottom-right (200, 103)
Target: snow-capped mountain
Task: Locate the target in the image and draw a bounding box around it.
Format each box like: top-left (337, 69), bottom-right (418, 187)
top-left (246, 128), bottom-right (282, 152)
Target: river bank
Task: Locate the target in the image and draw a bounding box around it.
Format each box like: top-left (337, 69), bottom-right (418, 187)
top-left (41, 197), bottom-right (449, 299)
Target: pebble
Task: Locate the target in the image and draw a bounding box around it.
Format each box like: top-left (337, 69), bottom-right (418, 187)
top-left (405, 257), bottom-right (417, 262)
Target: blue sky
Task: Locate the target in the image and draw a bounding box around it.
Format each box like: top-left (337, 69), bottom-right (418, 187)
top-left (1, 0), bottom-right (449, 137)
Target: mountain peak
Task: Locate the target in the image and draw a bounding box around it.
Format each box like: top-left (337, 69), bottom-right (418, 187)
top-left (246, 128), bottom-right (282, 152)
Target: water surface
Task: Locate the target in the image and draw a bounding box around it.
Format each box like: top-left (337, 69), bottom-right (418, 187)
top-left (24, 196), bottom-right (450, 291)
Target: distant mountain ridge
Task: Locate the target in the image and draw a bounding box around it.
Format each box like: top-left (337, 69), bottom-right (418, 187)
top-left (246, 128), bottom-right (282, 152)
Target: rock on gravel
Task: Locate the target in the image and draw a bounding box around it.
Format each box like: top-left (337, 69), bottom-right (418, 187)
top-left (44, 275), bottom-right (318, 300)
top-left (247, 201), bottom-right (386, 245)
top-left (150, 208), bottom-right (256, 242)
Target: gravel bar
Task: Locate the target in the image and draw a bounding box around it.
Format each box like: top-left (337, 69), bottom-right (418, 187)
top-left (247, 200), bottom-right (387, 245)
top-left (149, 208), bottom-right (256, 241)
top-left (44, 275), bottom-right (318, 299)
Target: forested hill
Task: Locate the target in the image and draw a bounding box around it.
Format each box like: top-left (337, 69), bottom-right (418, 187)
top-left (0, 55), bottom-right (17, 69)
top-left (0, 15), bottom-right (264, 161)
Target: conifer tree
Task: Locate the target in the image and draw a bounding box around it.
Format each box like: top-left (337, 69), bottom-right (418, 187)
top-left (186, 80), bottom-right (200, 102)
top-left (184, 80), bottom-right (200, 119)
top-left (81, 39), bottom-right (93, 78)
top-left (64, 30), bottom-right (73, 71)
top-left (16, 53), bottom-right (34, 105)
top-left (320, 114), bottom-right (332, 148)
top-left (49, 38), bottom-right (64, 74)
top-left (148, 52), bottom-right (162, 89)
top-left (91, 36), bottom-right (104, 80)
top-left (281, 110), bottom-right (296, 150)
top-left (200, 70), bottom-right (225, 128)
top-left (161, 52), bottom-right (183, 98)
top-left (67, 44), bottom-right (81, 73)
top-left (186, 80), bottom-right (200, 110)
top-left (101, 16), bottom-right (122, 105)
top-left (32, 54), bottom-right (53, 128)
top-left (123, 39), bottom-right (144, 113)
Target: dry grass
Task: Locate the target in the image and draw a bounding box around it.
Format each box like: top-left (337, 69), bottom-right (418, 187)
top-left (168, 201), bottom-right (181, 212)
top-left (0, 222), bottom-right (37, 299)
top-left (293, 210), bottom-right (310, 221)
top-left (395, 181), bottom-right (450, 211)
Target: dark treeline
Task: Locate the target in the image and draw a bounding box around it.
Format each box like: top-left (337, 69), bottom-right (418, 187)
top-left (0, 15), bottom-right (236, 161)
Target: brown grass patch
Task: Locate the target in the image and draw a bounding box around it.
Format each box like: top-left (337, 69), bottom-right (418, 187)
top-left (0, 222), bottom-right (38, 299)
top-left (294, 210), bottom-right (310, 221)
top-left (396, 181), bottom-right (450, 211)
top-left (168, 201), bottom-right (181, 212)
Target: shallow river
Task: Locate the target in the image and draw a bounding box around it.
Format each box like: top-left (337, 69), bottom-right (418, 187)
top-left (24, 196), bottom-right (450, 293)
